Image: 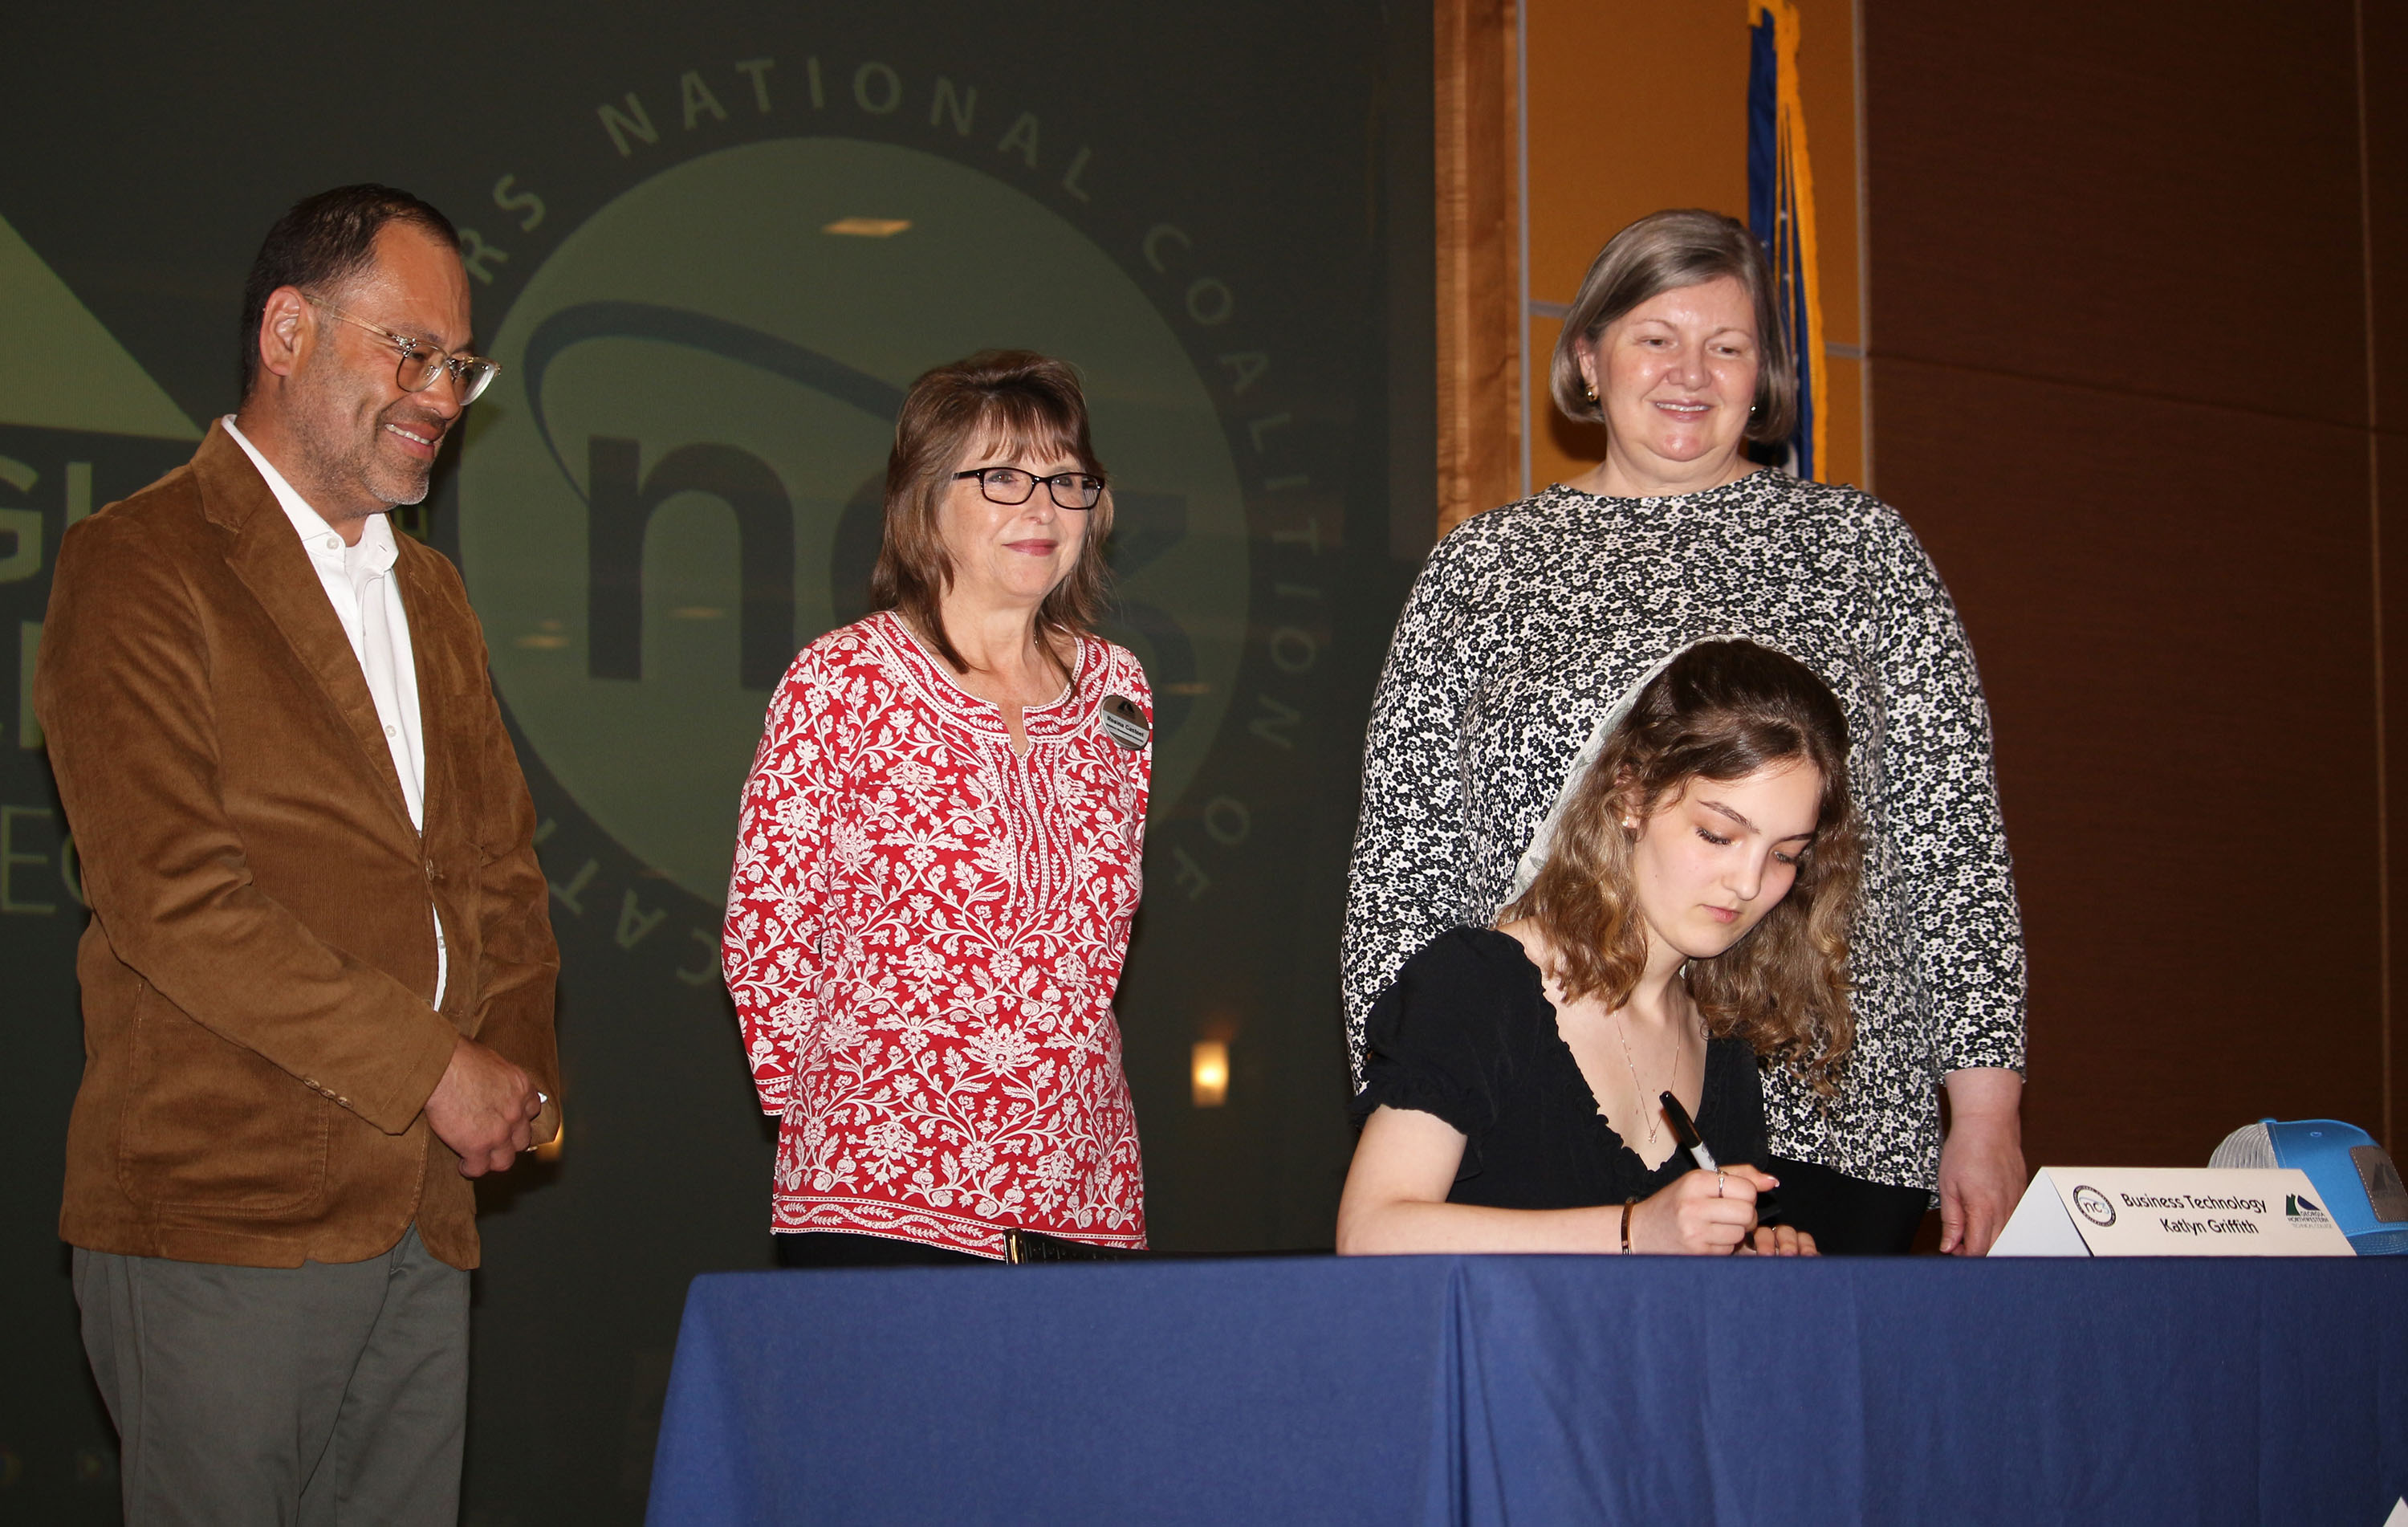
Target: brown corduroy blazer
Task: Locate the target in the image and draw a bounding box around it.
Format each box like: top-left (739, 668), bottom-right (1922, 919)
top-left (34, 422), bottom-right (559, 1270)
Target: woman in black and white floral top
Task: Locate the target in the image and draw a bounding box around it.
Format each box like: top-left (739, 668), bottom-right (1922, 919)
top-left (1343, 210), bottom-right (2028, 1255)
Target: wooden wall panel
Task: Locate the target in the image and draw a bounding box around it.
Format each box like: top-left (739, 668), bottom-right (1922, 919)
top-left (1792, 0), bottom-right (1868, 494)
top-left (1433, 0), bottom-right (1520, 535)
top-left (1865, 3), bottom-right (2365, 424)
top-left (1878, 359), bottom-right (2382, 1167)
top-left (2382, 428), bottom-right (2407, 1150)
top-left (2370, 3), bottom-right (2408, 1150)
top-left (1865, 0), bottom-right (2401, 1158)
top-left (2369, 2), bottom-right (2408, 436)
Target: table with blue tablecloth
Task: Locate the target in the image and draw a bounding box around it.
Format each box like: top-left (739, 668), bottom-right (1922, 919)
top-left (645, 1253), bottom-right (2408, 1525)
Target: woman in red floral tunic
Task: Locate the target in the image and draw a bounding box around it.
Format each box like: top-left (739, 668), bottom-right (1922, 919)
top-left (724, 352), bottom-right (1153, 1265)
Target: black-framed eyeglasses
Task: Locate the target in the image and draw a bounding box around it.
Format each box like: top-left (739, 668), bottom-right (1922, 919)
top-left (951, 466), bottom-right (1104, 511)
top-left (305, 295), bottom-right (502, 405)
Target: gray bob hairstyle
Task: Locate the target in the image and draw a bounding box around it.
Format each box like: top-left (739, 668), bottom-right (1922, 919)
top-left (1548, 208), bottom-right (1796, 447)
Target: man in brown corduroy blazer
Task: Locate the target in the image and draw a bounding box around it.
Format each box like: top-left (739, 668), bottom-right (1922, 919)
top-left (35, 185), bottom-right (559, 1525)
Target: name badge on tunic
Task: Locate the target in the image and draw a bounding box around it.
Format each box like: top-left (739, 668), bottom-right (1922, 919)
top-left (1100, 694), bottom-right (1150, 751)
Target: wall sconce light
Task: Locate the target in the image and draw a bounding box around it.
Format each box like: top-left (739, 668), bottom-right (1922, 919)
top-left (1191, 1040), bottom-right (1230, 1108)
top-left (823, 217), bottom-right (913, 237)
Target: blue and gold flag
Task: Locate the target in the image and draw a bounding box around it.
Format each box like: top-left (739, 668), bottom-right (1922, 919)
top-left (1747, 0), bottom-right (1827, 480)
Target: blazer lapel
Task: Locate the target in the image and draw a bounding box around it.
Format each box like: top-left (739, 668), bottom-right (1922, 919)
top-left (198, 425), bottom-right (417, 835)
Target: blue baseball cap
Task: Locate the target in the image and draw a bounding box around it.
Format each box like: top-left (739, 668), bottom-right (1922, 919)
top-left (2210, 1119), bottom-right (2408, 1256)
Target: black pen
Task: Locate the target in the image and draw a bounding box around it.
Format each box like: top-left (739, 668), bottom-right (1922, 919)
top-left (1658, 1090), bottom-right (1718, 1173)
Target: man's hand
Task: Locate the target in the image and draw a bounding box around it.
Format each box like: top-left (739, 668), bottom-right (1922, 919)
top-left (1938, 1067), bottom-right (2026, 1255)
top-left (423, 1035), bottom-right (542, 1177)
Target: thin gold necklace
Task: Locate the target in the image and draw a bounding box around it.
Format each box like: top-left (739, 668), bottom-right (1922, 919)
top-left (1612, 1004), bottom-right (1702, 1146)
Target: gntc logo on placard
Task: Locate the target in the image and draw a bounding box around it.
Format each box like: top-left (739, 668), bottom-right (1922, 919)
top-left (2284, 1192), bottom-right (2333, 1228)
top-left (2072, 1185), bottom-right (2116, 1228)
top-left (454, 136), bottom-right (1249, 906)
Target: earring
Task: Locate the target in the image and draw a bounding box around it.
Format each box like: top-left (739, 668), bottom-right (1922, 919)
top-left (1749, 404), bottom-right (1759, 416)
top-left (1583, 382), bottom-right (1598, 404)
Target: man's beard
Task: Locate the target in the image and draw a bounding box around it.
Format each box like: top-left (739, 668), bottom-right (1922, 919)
top-left (286, 372), bottom-right (440, 510)
top-left (362, 400), bottom-right (441, 507)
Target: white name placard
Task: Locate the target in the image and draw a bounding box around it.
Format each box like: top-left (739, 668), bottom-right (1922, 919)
top-left (1991, 1167), bottom-right (2356, 1256)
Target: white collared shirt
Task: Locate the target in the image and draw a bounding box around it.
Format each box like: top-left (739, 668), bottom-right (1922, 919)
top-left (222, 417), bottom-right (446, 1006)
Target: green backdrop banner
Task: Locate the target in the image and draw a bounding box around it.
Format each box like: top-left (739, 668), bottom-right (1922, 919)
top-left (0, 3), bottom-right (1432, 1520)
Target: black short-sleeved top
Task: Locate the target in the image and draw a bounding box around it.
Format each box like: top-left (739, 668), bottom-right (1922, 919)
top-left (1351, 928), bottom-right (1771, 1210)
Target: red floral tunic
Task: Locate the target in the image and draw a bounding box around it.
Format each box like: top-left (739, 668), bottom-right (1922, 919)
top-left (723, 612), bottom-right (1151, 1258)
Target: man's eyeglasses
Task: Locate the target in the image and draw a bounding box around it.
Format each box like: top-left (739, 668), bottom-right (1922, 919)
top-left (952, 466), bottom-right (1104, 511)
top-left (306, 295), bottom-right (502, 405)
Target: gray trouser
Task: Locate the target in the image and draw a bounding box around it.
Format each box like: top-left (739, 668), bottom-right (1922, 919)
top-left (72, 1225), bottom-right (469, 1527)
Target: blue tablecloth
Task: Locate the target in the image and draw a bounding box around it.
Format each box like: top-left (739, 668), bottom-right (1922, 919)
top-left (646, 1254), bottom-right (2408, 1525)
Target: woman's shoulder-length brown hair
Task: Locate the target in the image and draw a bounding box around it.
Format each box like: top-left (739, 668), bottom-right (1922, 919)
top-left (1547, 208), bottom-right (1798, 450)
top-left (867, 349), bottom-right (1114, 680)
top-left (1502, 639), bottom-right (1861, 1089)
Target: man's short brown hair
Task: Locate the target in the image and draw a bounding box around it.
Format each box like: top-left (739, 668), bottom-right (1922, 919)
top-left (238, 184), bottom-right (458, 399)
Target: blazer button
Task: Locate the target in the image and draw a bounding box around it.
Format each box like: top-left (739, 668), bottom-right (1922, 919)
top-left (425, 860), bottom-right (440, 882)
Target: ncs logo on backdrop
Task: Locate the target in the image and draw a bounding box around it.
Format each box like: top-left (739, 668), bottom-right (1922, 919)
top-left (455, 136), bottom-right (1250, 910)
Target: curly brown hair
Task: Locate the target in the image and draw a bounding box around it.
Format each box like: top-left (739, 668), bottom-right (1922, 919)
top-left (868, 349), bottom-right (1113, 685)
top-left (1502, 640), bottom-right (1861, 1090)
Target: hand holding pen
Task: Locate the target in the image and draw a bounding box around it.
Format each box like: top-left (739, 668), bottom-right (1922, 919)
top-left (1647, 1091), bottom-right (1816, 1256)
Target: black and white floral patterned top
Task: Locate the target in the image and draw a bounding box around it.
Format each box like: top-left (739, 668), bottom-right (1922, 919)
top-left (1341, 471), bottom-right (2026, 1192)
